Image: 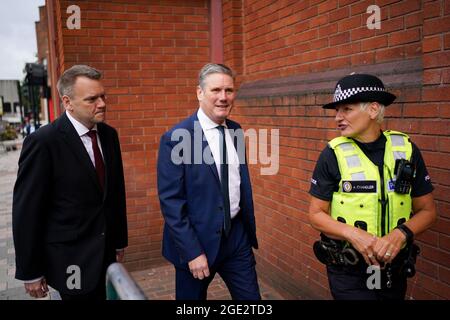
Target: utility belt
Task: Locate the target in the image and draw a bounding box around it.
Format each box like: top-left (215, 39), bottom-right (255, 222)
top-left (313, 233), bottom-right (420, 278)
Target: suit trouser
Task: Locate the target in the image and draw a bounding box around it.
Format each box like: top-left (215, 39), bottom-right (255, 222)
top-left (175, 216), bottom-right (261, 300)
top-left (59, 243), bottom-right (112, 301)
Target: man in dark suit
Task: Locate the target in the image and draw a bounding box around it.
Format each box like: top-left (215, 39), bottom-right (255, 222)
top-left (12, 65), bottom-right (128, 300)
top-left (157, 63), bottom-right (260, 300)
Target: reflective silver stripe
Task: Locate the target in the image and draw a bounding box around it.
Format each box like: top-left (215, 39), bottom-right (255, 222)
top-left (393, 151), bottom-right (406, 160)
top-left (391, 135), bottom-right (405, 146)
top-left (346, 155), bottom-right (361, 168)
top-left (351, 172), bottom-right (366, 180)
top-left (339, 143), bottom-right (355, 151)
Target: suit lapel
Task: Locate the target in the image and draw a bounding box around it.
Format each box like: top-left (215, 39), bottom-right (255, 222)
top-left (57, 113), bottom-right (103, 193)
top-left (190, 113), bottom-right (220, 184)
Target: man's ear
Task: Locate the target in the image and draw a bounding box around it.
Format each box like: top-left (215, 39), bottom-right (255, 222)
top-left (61, 95), bottom-right (72, 111)
top-left (196, 86), bottom-right (203, 102)
top-left (368, 102), bottom-right (380, 120)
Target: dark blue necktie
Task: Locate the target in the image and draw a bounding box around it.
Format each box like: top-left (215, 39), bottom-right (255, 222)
top-left (217, 125), bottom-right (231, 237)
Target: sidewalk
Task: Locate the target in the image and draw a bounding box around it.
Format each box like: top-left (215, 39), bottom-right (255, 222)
top-left (132, 264), bottom-right (284, 300)
top-left (0, 148), bottom-right (283, 300)
top-left (0, 149), bottom-right (31, 300)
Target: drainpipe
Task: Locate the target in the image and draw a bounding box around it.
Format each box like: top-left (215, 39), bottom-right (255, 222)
top-left (210, 0), bottom-right (223, 63)
top-left (46, 0), bottom-right (61, 117)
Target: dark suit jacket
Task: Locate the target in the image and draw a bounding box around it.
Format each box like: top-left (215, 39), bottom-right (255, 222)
top-left (157, 112), bottom-right (258, 269)
top-left (12, 112), bottom-right (128, 295)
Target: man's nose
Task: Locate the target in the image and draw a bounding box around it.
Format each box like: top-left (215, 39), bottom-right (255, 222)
top-left (97, 96), bottom-right (106, 107)
top-left (219, 90), bottom-right (227, 100)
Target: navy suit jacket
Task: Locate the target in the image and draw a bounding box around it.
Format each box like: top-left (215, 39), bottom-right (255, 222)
top-left (157, 112), bottom-right (258, 268)
top-left (12, 113), bottom-right (128, 294)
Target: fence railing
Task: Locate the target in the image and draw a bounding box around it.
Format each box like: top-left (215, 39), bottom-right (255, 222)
top-left (105, 263), bottom-right (147, 300)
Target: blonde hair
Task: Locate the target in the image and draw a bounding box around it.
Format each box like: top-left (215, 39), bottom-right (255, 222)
top-left (360, 102), bottom-right (385, 123)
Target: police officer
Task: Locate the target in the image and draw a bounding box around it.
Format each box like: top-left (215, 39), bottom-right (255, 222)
top-left (308, 73), bottom-right (437, 300)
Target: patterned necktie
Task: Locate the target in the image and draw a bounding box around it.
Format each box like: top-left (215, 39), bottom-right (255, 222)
top-left (87, 130), bottom-right (105, 190)
top-left (216, 125), bottom-right (231, 237)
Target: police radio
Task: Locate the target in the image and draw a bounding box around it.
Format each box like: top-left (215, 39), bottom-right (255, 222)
top-left (394, 159), bottom-right (415, 194)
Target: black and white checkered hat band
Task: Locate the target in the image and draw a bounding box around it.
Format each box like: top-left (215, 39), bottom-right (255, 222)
top-left (333, 84), bottom-right (386, 102)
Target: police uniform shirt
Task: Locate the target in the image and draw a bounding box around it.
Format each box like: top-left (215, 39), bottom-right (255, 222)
top-left (309, 133), bottom-right (434, 201)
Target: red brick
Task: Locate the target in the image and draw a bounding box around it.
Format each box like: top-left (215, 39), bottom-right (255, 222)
top-left (424, 50), bottom-right (450, 68)
top-left (318, 0), bottom-right (337, 14)
top-left (423, 87), bottom-right (450, 101)
top-left (404, 103), bottom-right (440, 117)
top-left (442, 68), bottom-right (450, 84)
top-left (361, 35), bottom-right (388, 51)
top-left (424, 1), bottom-right (441, 19)
top-left (440, 234), bottom-right (450, 251)
top-left (338, 15), bottom-right (362, 32)
top-left (424, 17), bottom-right (450, 36)
top-left (329, 6), bottom-right (350, 23)
top-left (389, 28), bottom-right (421, 46)
top-left (390, 0), bottom-right (421, 18)
top-left (375, 46), bottom-right (404, 62)
top-left (377, 16), bottom-right (404, 34)
top-left (405, 12), bottom-right (423, 28)
top-left (423, 35), bottom-right (442, 53)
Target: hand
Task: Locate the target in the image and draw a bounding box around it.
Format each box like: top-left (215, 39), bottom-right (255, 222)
top-left (373, 228), bottom-right (407, 264)
top-left (344, 226), bottom-right (379, 266)
top-left (25, 278), bottom-right (49, 299)
top-left (188, 254), bottom-right (210, 280)
top-left (116, 249), bottom-right (125, 263)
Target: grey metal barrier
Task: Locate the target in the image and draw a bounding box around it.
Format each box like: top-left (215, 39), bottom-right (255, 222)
top-left (105, 263), bottom-right (148, 300)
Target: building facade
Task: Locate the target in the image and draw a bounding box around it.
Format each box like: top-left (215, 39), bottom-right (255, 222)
top-left (42, 0), bottom-right (450, 299)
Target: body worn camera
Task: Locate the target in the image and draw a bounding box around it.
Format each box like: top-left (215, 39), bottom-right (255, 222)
top-left (394, 159), bottom-right (415, 194)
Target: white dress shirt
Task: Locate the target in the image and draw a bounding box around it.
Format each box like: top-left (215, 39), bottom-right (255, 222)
top-left (197, 107), bottom-right (241, 219)
top-left (66, 111), bottom-right (104, 166)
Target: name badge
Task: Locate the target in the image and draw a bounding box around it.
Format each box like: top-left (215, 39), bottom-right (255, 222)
top-left (342, 180), bottom-right (377, 193)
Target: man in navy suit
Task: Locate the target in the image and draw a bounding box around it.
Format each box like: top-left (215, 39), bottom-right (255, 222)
top-left (157, 63), bottom-right (260, 300)
top-left (13, 65), bottom-right (127, 300)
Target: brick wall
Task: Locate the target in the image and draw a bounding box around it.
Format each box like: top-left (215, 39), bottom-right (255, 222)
top-left (36, 6), bottom-right (49, 63)
top-left (48, 0), bottom-right (449, 299)
top-left (225, 0), bottom-right (450, 299)
top-left (53, 0), bottom-right (210, 270)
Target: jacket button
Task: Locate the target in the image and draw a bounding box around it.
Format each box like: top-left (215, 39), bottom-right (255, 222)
top-left (101, 232), bottom-right (105, 236)
top-left (360, 204), bottom-right (364, 208)
top-left (400, 202), bottom-right (404, 205)
top-left (218, 206), bottom-right (223, 211)
top-left (340, 201), bottom-right (344, 204)
top-left (216, 229), bottom-right (222, 235)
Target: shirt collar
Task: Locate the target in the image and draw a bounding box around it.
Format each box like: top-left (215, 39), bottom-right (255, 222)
top-left (66, 111), bottom-right (98, 137)
top-left (197, 107), bottom-right (227, 131)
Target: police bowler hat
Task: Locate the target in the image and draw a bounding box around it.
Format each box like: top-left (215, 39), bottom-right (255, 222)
top-left (323, 73), bottom-right (396, 109)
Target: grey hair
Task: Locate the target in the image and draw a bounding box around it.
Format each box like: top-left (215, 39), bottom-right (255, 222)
top-left (57, 65), bottom-right (102, 98)
top-left (198, 63), bottom-right (234, 89)
top-left (360, 102), bottom-right (385, 123)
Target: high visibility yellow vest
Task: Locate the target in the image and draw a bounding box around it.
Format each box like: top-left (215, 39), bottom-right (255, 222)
top-left (329, 131), bottom-right (413, 236)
